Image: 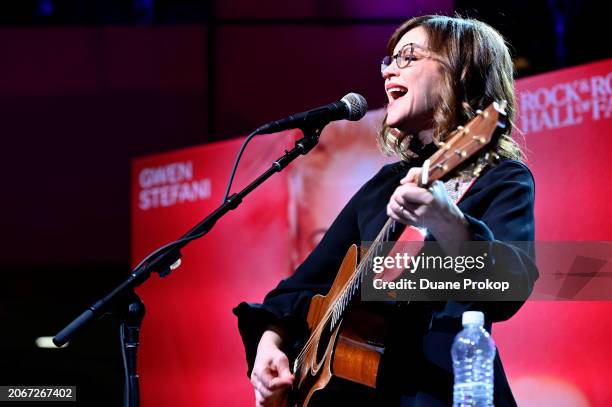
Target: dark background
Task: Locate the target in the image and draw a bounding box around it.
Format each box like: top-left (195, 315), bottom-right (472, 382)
top-left (0, 0), bottom-right (607, 405)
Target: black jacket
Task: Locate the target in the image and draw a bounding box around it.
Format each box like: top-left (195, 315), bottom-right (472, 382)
top-left (234, 157), bottom-right (537, 406)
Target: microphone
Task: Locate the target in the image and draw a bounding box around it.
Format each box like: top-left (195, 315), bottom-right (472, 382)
top-left (254, 93), bottom-right (368, 135)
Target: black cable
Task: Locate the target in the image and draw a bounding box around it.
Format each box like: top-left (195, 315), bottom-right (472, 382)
top-left (132, 129), bottom-right (260, 274)
top-left (221, 130), bottom-right (259, 204)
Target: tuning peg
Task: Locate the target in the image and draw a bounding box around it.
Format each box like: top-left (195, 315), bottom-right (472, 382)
top-left (472, 135), bottom-right (486, 144)
top-left (493, 100), bottom-right (507, 115)
top-left (436, 140), bottom-right (451, 150)
top-left (436, 163), bottom-right (449, 172)
top-left (455, 149), bottom-right (467, 158)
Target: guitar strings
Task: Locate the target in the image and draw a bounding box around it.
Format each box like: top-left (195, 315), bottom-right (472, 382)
top-left (293, 217), bottom-right (395, 371)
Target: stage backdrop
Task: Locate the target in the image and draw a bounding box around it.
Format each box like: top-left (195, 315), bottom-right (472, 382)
top-left (131, 59), bottom-right (612, 406)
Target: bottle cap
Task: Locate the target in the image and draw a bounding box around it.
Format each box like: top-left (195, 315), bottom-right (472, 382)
top-left (462, 311), bottom-right (484, 327)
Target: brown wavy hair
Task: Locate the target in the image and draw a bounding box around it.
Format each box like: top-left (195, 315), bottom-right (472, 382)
top-left (379, 15), bottom-right (524, 162)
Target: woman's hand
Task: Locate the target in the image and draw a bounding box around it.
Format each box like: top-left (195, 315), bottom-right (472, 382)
top-left (386, 167), bottom-right (470, 255)
top-left (251, 329), bottom-right (295, 407)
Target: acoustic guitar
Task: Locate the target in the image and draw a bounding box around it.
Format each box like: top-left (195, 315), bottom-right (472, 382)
top-left (290, 101), bottom-right (509, 406)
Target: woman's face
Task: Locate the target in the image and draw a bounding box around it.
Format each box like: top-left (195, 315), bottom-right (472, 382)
top-left (383, 26), bottom-right (444, 134)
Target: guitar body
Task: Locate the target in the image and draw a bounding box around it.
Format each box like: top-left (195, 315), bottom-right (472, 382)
top-left (293, 245), bottom-right (387, 406)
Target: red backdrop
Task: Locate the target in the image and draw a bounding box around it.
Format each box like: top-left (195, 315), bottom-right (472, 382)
top-left (131, 59), bottom-right (612, 406)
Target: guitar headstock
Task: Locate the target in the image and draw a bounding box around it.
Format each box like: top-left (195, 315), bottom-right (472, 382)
top-left (420, 101), bottom-right (508, 186)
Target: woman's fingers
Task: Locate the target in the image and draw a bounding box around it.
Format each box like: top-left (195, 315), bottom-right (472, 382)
top-left (251, 355), bottom-right (293, 406)
top-left (268, 377), bottom-right (293, 391)
top-left (401, 167), bottom-right (422, 185)
top-left (387, 207), bottom-right (404, 224)
top-left (273, 353), bottom-right (294, 382)
top-left (387, 202), bottom-right (418, 225)
top-left (386, 180), bottom-right (437, 226)
top-left (252, 338), bottom-right (293, 406)
top-left (255, 390), bottom-right (264, 407)
top-left (392, 193), bottom-right (421, 211)
top-left (394, 184), bottom-right (433, 206)
top-left (252, 373), bottom-right (271, 398)
top-left (257, 366), bottom-right (273, 389)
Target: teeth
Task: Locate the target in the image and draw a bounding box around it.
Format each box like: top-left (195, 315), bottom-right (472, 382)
top-left (388, 87), bottom-right (407, 94)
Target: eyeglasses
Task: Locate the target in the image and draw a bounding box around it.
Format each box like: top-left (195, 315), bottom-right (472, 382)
top-left (380, 43), bottom-right (430, 76)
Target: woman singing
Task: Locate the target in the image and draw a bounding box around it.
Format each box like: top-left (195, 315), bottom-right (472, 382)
top-left (234, 15), bottom-right (537, 406)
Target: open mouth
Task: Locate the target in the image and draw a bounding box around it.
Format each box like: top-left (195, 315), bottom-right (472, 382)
top-left (387, 86), bottom-right (408, 101)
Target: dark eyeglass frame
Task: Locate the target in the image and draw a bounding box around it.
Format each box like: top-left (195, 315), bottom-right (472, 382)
top-left (380, 43), bottom-right (430, 76)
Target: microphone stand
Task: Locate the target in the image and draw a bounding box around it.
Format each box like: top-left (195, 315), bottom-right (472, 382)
top-left (120, 292), bottom-right (145, 407)
top-left (53, 127), bottom-right (322, 407)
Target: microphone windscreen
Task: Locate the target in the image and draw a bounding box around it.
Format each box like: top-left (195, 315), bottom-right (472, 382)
top-left (341, 93), bottom-right (368, 121)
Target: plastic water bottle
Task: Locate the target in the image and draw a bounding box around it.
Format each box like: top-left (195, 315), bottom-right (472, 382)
top-left (451, 311), bottom-right (496, 407)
